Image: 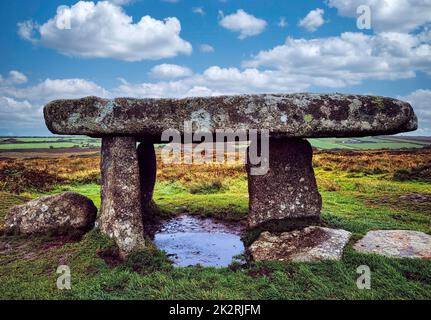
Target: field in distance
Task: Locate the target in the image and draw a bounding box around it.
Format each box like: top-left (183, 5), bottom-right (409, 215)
top-left (308, 136), bottom-right (431, 150)
top-left (0, 136), bottom-right (100, 150)
top-left (0, 135), bottom-right (430, 153)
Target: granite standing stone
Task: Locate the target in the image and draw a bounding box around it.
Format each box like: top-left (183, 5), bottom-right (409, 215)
top-left (137, 142), bottom-right (157, 217)
top-left (247, 138), bottom-right (322, 228)
top-left (100, 136), bottom-right (146, 256)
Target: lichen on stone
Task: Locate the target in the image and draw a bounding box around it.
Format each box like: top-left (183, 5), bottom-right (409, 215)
top-left (303, 114), bottom-right (313, 123)
top-left (373, 96), bottom-right (385, 109)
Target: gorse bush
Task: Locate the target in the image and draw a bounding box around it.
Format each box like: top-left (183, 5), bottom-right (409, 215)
top-left (393, 164), bottom-right (431, 183)
top-left (313, 149), bottom-right (431, 174)
top-left (1, 149), bottom-right (429, 194)
top-left (0, 163), bottom-right (64, 194)
top-left (0, 157), bottom-right (99, 193)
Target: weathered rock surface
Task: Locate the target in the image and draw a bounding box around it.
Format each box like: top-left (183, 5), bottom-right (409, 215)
top-left (248, 226), bottom-right (352, 262)
top-left (247, 138), bottom-right (321, 228)
top-left (137, 142), bottom-right (157, 217)
top-left (100, 136), bottom-right (146, 256)
top-left (44, 94), bottom-right (417, 140)
top-left (3, 192), bottom-right (97, 235)
top-left (353, 230), bottom-right (431, 259)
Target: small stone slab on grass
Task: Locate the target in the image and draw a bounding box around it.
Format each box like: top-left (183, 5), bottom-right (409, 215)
top-left (248, 226), bottom-right (352, 262)
top-left (353, 230), bottom-right (431, 259)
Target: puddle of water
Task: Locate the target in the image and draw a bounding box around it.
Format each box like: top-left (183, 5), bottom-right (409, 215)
top-left (148, 215), bottom-right (245, 267)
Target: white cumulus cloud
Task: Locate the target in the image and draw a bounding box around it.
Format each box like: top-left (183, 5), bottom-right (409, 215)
top-left (298, 8), bottom-right (325, 32)
top-left (0, 96), bottom-right (43, 129)
top-left (219, 9), bottom-right (267, 39)
top-left (244, 31), bottom-right (431, 87)
top-left (0, 71), bottom-right (112, 132)
top-left (399, 89), bottom-right (431, 135)
top-left (0, 70), bottom-right (28, 85)
top-left (114, 66), bottom-right (310, 98)
top-left (18, 1), bottom-right (192, 61)
top-left (1, 78), bottom-right (110, 101)
top-left (0, 97), bottom-right (32, 112)
top-left (149, 64), bottom-right (193, 79)
top-left (328, 0), bottom-right (431, 32)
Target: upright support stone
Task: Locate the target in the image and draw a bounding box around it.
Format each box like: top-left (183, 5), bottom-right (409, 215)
top-left (100, 136), bottom-right (145, 256)
top-left (137, 142), bottom-right (157, 219)
top-left (247, 138), bottom-right (322, 228)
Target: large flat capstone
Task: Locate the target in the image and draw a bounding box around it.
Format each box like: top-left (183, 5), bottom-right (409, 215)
top-left (44, 94), bottom-right (417, 140)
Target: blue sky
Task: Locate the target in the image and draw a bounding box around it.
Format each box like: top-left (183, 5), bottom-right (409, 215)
top-left (0, 0), bottom-right (430, 135)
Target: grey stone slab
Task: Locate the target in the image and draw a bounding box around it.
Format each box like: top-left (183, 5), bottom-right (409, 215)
top-left (248, 226), bottom-right (352, 262)
top-left (353, 230), bottom-right (431, 259)
top-left (44, 93), bottom-right (417, 140)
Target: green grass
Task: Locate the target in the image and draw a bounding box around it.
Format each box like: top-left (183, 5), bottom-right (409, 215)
top-left (0, 229), bottom-right (430, 299)
top-left (308, 138), bottom-right (352, 150)
top-left (1, 163), bottom-right (431, 300)
top-left (308, 137), bottom-right (427, 150)
top-left (17, 138), bottom-right (91, 142)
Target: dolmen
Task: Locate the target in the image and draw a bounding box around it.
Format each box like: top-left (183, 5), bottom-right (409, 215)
top-left (44, 93), bottom-right (417, 256)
